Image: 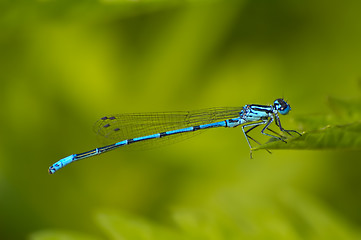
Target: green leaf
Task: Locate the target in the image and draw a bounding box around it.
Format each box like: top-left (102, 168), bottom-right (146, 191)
top-left (254, 96), bottom-right (361, 151)
top-left (254, 121), bottom-right (361, 151)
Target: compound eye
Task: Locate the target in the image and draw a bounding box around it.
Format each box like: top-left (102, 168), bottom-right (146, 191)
top-left (278, 104), bottom-right (290, 115)
top-left (274, 98), bottom-right (291, 114)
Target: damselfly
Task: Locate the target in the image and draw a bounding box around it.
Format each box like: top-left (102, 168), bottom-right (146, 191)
top-left (49, 99), bottom-right (301, 174)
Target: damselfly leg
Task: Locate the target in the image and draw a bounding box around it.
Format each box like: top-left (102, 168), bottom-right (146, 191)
top-left (261, 117), bottom-right (287, 142)
top-left (242, 121), bottom-right (271, 158)
top-left (274, 114), bottom-right (302, 136)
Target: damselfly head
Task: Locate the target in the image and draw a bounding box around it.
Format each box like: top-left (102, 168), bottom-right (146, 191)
top-left (274, 98), bottom-right (291, 115)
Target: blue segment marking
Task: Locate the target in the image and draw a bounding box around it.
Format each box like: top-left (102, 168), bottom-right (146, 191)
top-left (49, 98), bottom-right (301, 174)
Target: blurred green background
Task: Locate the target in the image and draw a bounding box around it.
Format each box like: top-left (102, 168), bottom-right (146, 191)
top-left (1, 0), bottom-right (361, 239)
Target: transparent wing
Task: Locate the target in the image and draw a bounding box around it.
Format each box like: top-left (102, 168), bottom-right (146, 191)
top-left (93, 107), bottom-right (243, 148)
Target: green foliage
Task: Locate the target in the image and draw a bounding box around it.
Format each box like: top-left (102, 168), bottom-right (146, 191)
top-left (31, 198), bottom-right (361, 240)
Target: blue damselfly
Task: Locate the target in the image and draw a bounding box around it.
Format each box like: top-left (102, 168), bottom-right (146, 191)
top-left (49, 99), bottom-right (301, 174)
